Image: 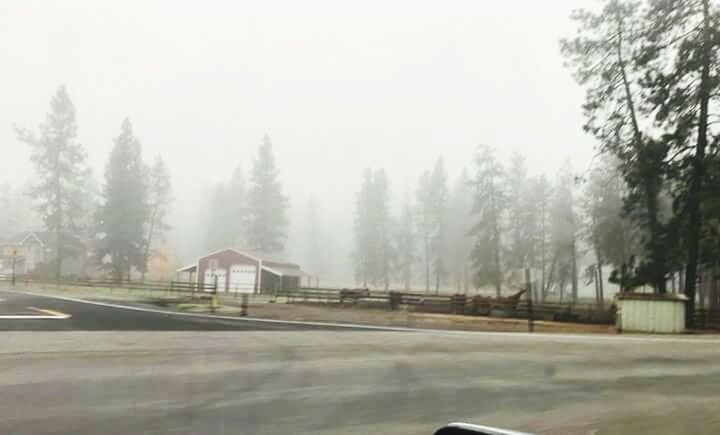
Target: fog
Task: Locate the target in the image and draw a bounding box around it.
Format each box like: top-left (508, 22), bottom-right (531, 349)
top-left (0, 0), bottom-right (595, 287)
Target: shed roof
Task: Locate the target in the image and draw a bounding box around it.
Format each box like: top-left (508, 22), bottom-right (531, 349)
top-left (616, 292), bottom-right (688, 302)
top-left (262, 265), bottom-right (312, 278)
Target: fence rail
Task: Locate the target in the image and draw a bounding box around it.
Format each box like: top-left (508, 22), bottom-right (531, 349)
top-left (272, 287), bottom-right (618, 324)
top-left (0, 276), bottom-right (217, 294)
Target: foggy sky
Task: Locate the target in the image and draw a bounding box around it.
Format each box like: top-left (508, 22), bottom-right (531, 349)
top-left (0, 0), bottom-right (596, 280)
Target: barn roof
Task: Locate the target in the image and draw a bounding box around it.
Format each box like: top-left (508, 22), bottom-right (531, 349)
top-left (197, 247), bottom-right (300, 268)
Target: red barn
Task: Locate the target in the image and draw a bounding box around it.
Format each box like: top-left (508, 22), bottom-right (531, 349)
top-left (176, 248), bottom-right (310, 294)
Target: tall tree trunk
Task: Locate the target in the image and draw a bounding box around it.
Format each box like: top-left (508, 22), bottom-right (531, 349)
top-left (540, 204), bottom-right (547, 300)
top-left (671, 272), bottom-right (677, 294)
top-left (55, 227), bottom-right (62, 282)
top-left (571, 239), bottom-right (578, 302)
top-left (598, 261), bottom-right (604, 304)
top-left (593, 265), bottom-right (600, 303)
top-left (141, 207), bottom-right (158, 282)
top-left (424, 234), bottom-right (430, 293)
top-left (685, 0), bottom-right (711, 328)
top-left (679, 267), bottom-right (685, 293)
top-left (54, 150), bottom-right (63, 282)
top-left (617, 14), bottom-right (667, 293)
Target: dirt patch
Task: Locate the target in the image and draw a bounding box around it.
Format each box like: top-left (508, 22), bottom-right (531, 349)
top-left (226, 300), bottom-right (615, 334)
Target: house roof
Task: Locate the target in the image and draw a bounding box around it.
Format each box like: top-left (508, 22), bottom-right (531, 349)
top-left (1, 231), bottom-right (84, 249)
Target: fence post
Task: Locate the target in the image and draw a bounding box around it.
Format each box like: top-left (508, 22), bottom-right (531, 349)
top-left (211, 275), bottom-right (219, 312)
top-left (526, 268), bottom-right (534, 333)
top-left (241, 293), bottom-right (248, 316)
top-left (389, 291), bottom-right (401, 311)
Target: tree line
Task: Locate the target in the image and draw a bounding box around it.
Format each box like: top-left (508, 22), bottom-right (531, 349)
top-left (562, 0), bottom-right (720, 326)
top-left (11, 85), bottom-right (289, 281)
top-left (352, 150), bottom-right (587, 300)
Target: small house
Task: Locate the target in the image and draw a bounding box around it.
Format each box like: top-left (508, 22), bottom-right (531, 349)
top-left (0, 231), bottom-right (87, 277)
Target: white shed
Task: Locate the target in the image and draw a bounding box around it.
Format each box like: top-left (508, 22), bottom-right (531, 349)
top-left (616, 293), bottom-right (687, 334)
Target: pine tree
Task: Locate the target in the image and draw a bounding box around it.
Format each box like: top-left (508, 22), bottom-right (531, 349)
top-left (373, 169), bottom-right (393, 290)
top-left (562, 0), bottom-right (671, 296)
top-left (205, 166), bottom-right (246, 251)
top-left (246, 135), bottom-right (288, 254)
top-left (394, 188), bottom-right (415, 291)
top-left (470, 145), bottom-right (505, 296)
top-left (353, 170), bottom-right (374, 286)
top-left (549, 161), bottom-right (579, 302)
top-left (416, 157), bottom-right (448, 293)
top-left (141, 156), bottom-right (172, 280)
top-left (15, 85), bottom-right (88, 279)
top-left (445, 169), bottom-right (474, 293)
top-left (641, 0), bottom-right (720, 324)
top-left (352, 169), bottom-right (394, 289)
top-left (532, 174), bottom-right (553, 299)
top-left (95, 119), bottom-right (149, 281)
top-left (505, 153), bottom-right (537, 272)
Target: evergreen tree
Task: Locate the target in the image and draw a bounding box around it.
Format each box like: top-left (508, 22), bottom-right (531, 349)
top-left (394, 188), bottom-right (415, 291)
top-left (352, 169), bottom-right (394, 289)
top-left (470, 145), bottom-right (505, 296)
top-left (205, 166), bottom-right (246, 251)
top-left (505, 153), bottom-right (537, 271)
top-left (15, 85), bottom-right (88, 279)
top-left (549, 161), bottom-right (579, 302)
top-left (562, 0), bottom-right (671, 295)
top-left (246, 135), bottom-right (288, 254)
top-left (373, 170), bottom-right (393, 290)
top-left (445, 169), bottom-right (474, 293)
top-left (95, 119), bottom-right (149, 281)
top-left (141, 156), bottom-right (173, 280)
top-left (532, 174), bottom-right (553, 299)
top-left (582, 155), bottom-right (635, 297)
top-left (353, 170), bottom-right (374, 286)
top-left (641, 0), bottom-right (720, 324)
top-left (416, 157), bottom-right (448, 293)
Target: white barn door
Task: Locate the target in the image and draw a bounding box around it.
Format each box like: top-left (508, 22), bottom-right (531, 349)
top-left (204, 268), bottom-right (227, 292)
top-left (215, 269), bottom-right (227, 292)
top-left (229, 264), bottom-right (257, 293)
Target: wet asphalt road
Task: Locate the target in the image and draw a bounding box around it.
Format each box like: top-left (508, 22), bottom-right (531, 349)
top-left (0, 290), bottom-right (362, 331)
top-left (2, 291), bottom-right (720, 435)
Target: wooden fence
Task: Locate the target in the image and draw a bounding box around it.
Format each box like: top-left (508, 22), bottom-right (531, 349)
top-left (0, 276), bottom-right (217, 295)
top-left (273, 288), bottom-right (617, 325)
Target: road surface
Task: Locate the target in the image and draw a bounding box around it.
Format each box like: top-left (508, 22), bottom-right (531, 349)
top-left (0, 290), bottom-right (366, 331)
top-left (2, 290), bottom-right (720, 434)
